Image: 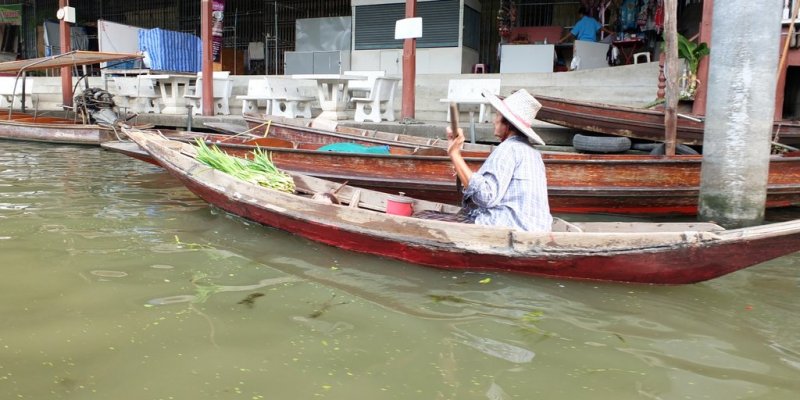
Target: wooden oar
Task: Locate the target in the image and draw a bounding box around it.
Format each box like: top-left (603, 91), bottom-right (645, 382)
top-left (450, 102), bottom-right (463, 194)
top-left (450, 102), bottom-right (461, 141)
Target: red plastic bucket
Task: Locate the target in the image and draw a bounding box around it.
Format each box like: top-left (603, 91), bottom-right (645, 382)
top-left (386, 194), bottom-right (414, 216)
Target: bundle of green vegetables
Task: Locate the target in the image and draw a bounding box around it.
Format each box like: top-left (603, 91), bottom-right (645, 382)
top-left (194, 139), bottom-right (295, 193)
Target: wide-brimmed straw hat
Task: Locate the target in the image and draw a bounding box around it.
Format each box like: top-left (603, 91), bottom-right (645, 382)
top-left (482, 89), bottom-right (545, 145)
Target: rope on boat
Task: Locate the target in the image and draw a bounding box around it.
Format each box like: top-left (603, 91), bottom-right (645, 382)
top-left (218, 120), bottom-right (270, 142)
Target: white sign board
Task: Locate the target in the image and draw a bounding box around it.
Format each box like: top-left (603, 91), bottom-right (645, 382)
top-left (394, 17), bottom-right (422, 40)
top-left (98, 20), bottom-right (144, 68)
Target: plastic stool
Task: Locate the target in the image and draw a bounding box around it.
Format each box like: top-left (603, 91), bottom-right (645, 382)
top-left (472, 63), bottom-right (487, 74)
top-left (633, 52), bottom-right (651, 64)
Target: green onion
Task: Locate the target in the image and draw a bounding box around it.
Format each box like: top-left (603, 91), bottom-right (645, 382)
top-left (194, 139), bottom-right (295, 193)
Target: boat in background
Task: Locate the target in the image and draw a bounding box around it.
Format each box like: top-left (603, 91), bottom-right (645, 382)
top-left (233, 114), bottom-right (800, 215)
top-left (124, 127), bottom-right (800, 285)
top-left (0, 51), bottom-right (143, 145)
top-left (533, 94), bottom-right (800, 146)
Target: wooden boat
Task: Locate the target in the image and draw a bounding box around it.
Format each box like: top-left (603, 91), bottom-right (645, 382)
top-left (237, 115), bottom-right (800, 215)
top-left (0, 51), bottom-right (142, 145)
top-left (0, 111), bottom-right (121, 145)
top-left (124, 128), bottom-right (800, 284)
top-left (242, 113), bottom-right (495, 153)
top-left (533, 94), bottom-right (800, 146)
top-left (104, 133), bottom-right (800, 215)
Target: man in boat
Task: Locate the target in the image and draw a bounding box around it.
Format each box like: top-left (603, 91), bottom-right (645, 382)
top-left (558, 6), bottom-right (615, 43)
top-left (444, 89), bottom-right (553, 232)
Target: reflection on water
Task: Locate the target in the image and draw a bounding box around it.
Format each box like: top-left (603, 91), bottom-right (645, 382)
top-left (0, 141), bottom-right (799, 399)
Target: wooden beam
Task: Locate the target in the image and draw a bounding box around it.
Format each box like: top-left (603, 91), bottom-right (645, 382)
top-left (692, 0), bottom-right (714, 116)
top-left (401, 0), bottom-right (417, 120)
top-left (59, 0), bottom-right (72, 108)
top-left (663, 0), bottom-right (679, 156)
top-left (201, 0), bottom-right (214, 116)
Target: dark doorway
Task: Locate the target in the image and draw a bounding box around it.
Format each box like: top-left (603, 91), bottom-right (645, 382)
top-left (784, 66), bottom-right (800, 121)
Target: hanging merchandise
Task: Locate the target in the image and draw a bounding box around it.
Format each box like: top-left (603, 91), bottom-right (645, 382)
top-left (638, 0), bottom-right (658, 30)
top-left (619, 0), bottom-right (639, 31)
top-left (211, 0), bottom-right (226, 62)
top-left (654, 0), bottom-right (664, 33)
top-left (497, 0), bottom-right (516, 39)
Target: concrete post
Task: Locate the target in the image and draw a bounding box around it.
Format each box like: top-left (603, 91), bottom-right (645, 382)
top-left (698, 0), bottom-right (783, 227)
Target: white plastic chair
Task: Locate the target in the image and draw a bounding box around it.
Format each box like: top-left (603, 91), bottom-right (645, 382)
top-left (236, 78), bottom-right (281, 115)
top-left (0, 77), bottom-right (36, 109)
top-left (344, 70), bottom-right (386, 100)
top-left (633, 52), bottom-right (651, 64)
top-left (185, 72), bottom-right (233, 115)
top-left (352, 77), bottom-right (399, 123)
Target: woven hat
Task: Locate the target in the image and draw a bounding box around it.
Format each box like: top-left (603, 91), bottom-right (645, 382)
top-left (482, 89), bottom-right (545, 145)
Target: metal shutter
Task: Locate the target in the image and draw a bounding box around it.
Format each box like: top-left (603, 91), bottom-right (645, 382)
top-left (354, 0), bottom-right (460, 50)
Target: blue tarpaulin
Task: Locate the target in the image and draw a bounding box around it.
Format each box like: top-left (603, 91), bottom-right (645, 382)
top-left (317, 143), bottom-right (391, 154)
top-left (138, 28), bottom-right (202, 72)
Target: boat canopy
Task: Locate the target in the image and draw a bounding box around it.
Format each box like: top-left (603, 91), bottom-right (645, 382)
top-left (0, 51), bottom-right (141, 74)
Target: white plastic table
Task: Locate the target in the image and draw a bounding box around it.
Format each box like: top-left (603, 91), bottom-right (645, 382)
top-left (140, 74), bottom-right (196, 114)
top-left (291, 74), bottom-right (366, 120)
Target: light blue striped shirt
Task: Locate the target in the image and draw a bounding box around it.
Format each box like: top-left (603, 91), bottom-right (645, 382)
top-left (462, 135), bottom-right (552, 232)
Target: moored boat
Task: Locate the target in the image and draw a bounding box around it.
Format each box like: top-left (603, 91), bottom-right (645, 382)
top-left (532, 94), bottom-right (800, 146)
top-left (0, 51), bottom-right (143, 145)
top-left (234, 115), bottom-right (800, 215)
top-left (125, 127), bottom-right (800, 284)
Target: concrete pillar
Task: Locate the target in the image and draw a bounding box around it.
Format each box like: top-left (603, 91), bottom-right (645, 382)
top-left (698, 0), bottom-right (783, 228)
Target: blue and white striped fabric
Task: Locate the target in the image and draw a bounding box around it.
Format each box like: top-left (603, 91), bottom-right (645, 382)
top-left (462, 135), bottom-right (552, 232)
top-left (138, 28), bottom-right (202, 72)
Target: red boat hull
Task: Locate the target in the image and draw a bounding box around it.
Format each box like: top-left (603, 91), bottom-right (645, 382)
top-left (174, 171), bottom-right (800, 284)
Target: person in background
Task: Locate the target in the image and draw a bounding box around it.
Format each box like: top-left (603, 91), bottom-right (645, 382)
top-left (559, 6), bottom-right (615, 43)
top-left (445, 89), bottom-right (552, 232)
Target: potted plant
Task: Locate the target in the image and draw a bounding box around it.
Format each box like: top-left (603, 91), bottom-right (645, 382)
top-left (676, 33), bottom-right (710, 100)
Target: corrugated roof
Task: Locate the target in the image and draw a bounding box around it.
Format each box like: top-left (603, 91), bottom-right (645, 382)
top-left (0, 51), bottom-right (141, 74)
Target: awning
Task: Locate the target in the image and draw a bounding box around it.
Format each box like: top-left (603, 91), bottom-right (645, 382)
top-left (0, 51), bottom-right (142, 74)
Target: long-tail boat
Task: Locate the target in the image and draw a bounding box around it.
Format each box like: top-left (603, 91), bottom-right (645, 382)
top-left (0, 51), bottom-right (142, 145)
top-left (104, 126), bottom-right (800, 215)
top-left (532, 94), bottom-right (800, 146)
top-left (124, 128), bottom-right (800, 285)
top-left (238, 114), bottom-right (800, 215)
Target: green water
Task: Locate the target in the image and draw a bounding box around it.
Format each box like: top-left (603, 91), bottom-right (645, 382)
top-left (1, 142), bottom-right (799, 399)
